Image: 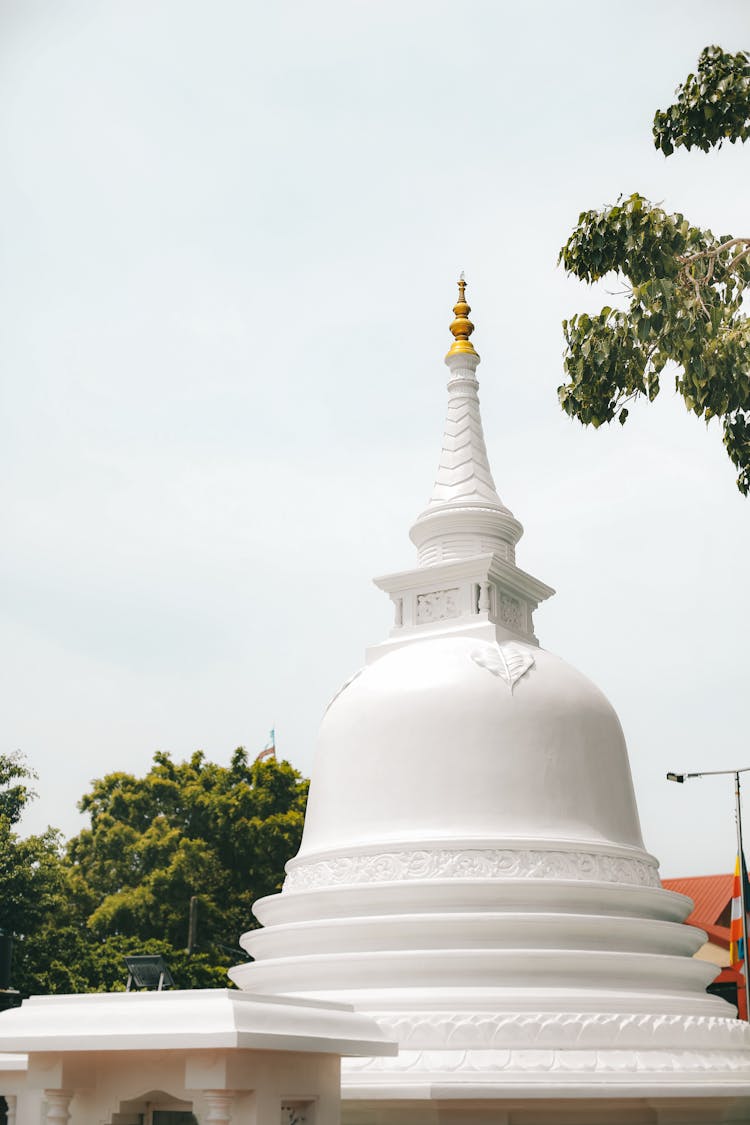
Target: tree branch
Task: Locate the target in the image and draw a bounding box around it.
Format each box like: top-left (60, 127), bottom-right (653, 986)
top-left (676, 237), bottom-right (750, 265)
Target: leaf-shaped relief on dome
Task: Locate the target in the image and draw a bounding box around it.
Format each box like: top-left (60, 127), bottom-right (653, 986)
top-left (324, 668), bottom-right (363, 715)
top-left (471, 641), bottom-right (535, 693)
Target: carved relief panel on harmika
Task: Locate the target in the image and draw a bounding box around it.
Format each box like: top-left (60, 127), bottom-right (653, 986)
top-left (416, 587), bottom-right (460, 623)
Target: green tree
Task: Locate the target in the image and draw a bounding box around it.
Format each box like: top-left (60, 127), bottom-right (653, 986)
top-left (0, 751), bottom-right (36, 826)
top-left (15, 927), bottom-right (229, 995)
top-left (55, 748), bottom-right (309, 990)
top-left (653, 46), bottom-right (750, 154)
top-left (4, 747), bottom-right (308, 996)
top-left (559, 47), bottom-right (750, 493)
top-left (0, 753), bottom-right (69, 991)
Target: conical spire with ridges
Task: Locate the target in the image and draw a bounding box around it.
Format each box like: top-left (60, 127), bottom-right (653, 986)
top-left (410, 278), bottom-right (523, 567)
top-left (426, 367), bottom-right (502, 508)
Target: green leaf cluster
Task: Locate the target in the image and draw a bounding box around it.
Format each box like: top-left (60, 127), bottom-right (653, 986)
top-left (0, 823), bottom-right (66, 939)
top-left (0, 751), bottom-right (37, 827)
top-left (559, 194), bottom-right (750, 493)
top-left (2, 749), bottom-right (309, 995)
top-left (14, 929), bottom-right (228, 996)
top-left (68, 748), bottom-right (308, 953)
top-left (0, 753), bottom-right (66, 943)
top-left (653, 46), bottom-right (750, 155)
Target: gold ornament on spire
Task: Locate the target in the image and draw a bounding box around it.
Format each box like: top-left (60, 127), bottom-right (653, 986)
top-left (446, 272), bottom-right (479, 360)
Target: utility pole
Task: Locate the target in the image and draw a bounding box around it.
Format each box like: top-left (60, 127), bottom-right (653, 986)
top-left (667, 765), bottom-right (750, 1021)
top-left (187, 896), bottom-right (198, 955)
top-left (0, 930), bottom-right (20, 1012)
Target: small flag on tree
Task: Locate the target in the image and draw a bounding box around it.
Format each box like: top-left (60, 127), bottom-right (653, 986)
top-left (254, 728), bottom-right (277, 764)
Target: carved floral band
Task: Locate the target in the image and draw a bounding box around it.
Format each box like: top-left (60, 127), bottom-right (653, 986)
top-left (284, 846), bottom-right (661, 891)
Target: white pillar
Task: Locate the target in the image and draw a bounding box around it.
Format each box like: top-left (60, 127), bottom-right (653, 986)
top-left (204, 1090), bottom-right (235, 1125)
top-left (4, 1095), bottom-right (16, 1125)
top-left (244, 1090), bottom-right (280, 1124)
top-left (43, 1090), bottom-right (73, 1125)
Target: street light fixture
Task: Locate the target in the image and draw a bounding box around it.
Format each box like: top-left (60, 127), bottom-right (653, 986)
top-left (666, 766), bottom-right (750, 1022)
top-left (124, 955), bottom-right (174, 992)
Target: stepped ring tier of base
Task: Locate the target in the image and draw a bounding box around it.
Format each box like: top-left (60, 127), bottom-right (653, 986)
top-left (231, 869), bottom-right (750, 1095)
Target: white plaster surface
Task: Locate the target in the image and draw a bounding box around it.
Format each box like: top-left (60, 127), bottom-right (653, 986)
top-left (292, 635), bottom-right (648, 860)
top-left (0, 990), bottom-right (395, 1124)
top-left (230, 309), bottom-right (750, 1121)
top-left (0, 989), bottom-right (395, 1056)
top-left (409, 351), bottom-right (522, 568)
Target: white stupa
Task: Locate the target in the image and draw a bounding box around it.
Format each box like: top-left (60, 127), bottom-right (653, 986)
top-left (231, 281), bottom-right (750, 1123)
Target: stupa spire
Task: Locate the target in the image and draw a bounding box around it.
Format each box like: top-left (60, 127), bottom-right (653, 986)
top-left (445, 272), bottom-right (479, 359)
top-left (409, 276), bottom-right (523, 567)
top-left (369, 279), bottom-right (553, 649)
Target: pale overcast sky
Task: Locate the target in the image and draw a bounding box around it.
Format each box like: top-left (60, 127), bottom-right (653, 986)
top-left (1, 1), bottom-right (749, 878)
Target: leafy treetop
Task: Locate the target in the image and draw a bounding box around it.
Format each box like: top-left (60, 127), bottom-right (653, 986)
top-left (559, 47), bottom-right (750, 494)
top-left (0, 751), bottom-right (37, 827)
top-left (653, 46), bottom-right (750, 154)
top-left (0, 752), bottom-right (66, 946)
top-left (68, 748), bottom-right (308, 953)
top-left (4, 748), bottom-right (309, 997)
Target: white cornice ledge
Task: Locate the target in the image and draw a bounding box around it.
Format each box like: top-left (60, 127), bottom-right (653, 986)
top-left (0, 989), bottom-right (398, 1057)
top-left (374, 552), bottom-right (554, 604)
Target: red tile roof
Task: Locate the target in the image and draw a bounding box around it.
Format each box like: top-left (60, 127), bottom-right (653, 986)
top-left (701, 922), bottom-right (732, 950)
top-left (662, 874), bottom-right (734, 937)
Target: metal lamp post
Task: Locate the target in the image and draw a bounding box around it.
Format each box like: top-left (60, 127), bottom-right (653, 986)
top-left (666, 766), bottom-right (750, 1022)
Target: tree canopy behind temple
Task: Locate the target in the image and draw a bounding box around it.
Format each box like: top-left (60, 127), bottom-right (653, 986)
top-left (559, 46), bottom-right (750, 494)
top-left (9, 749), bottom-right (308, 995)
top-left (0, 753), bottom-right (66, 944)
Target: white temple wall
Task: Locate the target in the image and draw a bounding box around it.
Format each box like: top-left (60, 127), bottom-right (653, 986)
top-left (3, 1048), bottom-right (340, 1124)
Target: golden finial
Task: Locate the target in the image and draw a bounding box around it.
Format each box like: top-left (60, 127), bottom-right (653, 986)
top-left (446, 272), bottom-right (479, 360)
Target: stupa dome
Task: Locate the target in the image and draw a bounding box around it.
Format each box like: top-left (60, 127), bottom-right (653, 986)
top-left (296, 634), bottom-right (647, 862)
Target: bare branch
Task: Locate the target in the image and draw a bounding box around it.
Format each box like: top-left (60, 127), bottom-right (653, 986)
top-left (676, 237), bottom-right (750, 266)
top-left (727, 246), bottom-right (750, 272)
